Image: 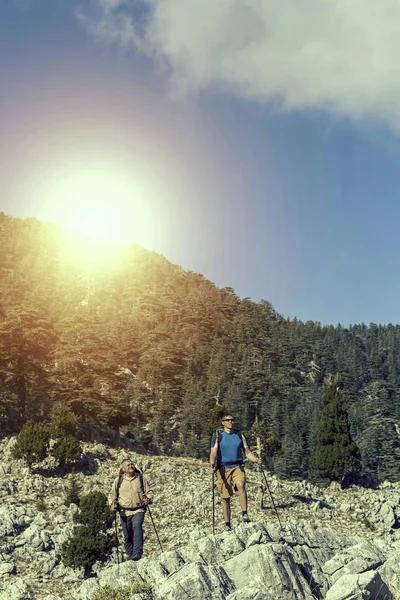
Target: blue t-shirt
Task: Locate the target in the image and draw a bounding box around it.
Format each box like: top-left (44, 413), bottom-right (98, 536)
top-left (214, 431), bottom-right (248, 467)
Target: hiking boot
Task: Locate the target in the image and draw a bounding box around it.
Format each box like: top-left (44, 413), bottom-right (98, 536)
top-left (225, 524), bottom-right (232, 532)
top-left (242, 514), bottom-right (251, 523)
top-left (131, 553), bottom-right (142, 561)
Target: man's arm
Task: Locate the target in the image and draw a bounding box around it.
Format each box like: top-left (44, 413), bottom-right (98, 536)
top-left (142, 476), bottom-right (153, 505)
top-left (108, 478), bottom-right (118, 510)
top-left (242, 435), bottom-right (262, 465)
top-left (210, 447), bottom-right (218, 469)
top-left (209, 431), bottom-right (218, 470)
top-left (245, 447), bottom-right (262, 464)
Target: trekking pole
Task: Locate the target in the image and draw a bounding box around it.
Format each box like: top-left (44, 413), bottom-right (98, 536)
top-left (212, 468), bottom-right (215, 535)
top-left (259, 465), bottom-right (283, 531)
top-left (147, 506), bottom-right (163, 552)
top-left (114, 511), bottom-right (120, 566)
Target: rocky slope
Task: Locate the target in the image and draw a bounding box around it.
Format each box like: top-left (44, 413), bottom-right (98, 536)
top-left (1, 436), bottom-right (400, 599)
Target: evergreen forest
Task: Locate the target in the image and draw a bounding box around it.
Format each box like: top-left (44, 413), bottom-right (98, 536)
top-left (1, 212), bottom-right (400, 481)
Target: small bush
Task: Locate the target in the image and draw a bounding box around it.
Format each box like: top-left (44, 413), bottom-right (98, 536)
top-left (92, 583), bottom-right (153, 600)
top-left (50, 401), bottom-right (79, 437)
top-left (74, 491), bottom-right (114, 532)
top-left (64, 474), bottom-right (82, 506)
top-left (362, 518), bottom-right (375, 531)
top-left (12, 420), bottom-right (50, 468)
top-left (51, 434), bottom-right (82, 465)
top-left (35, 498), bottom-right (47, 513)
top-left (61, 526), bottom-right (113, 573)
top-left (62, 491), bottom-right (115, 575)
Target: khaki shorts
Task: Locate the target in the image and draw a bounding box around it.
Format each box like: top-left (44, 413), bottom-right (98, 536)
top-left (216, 465), bottom-right (245, 499)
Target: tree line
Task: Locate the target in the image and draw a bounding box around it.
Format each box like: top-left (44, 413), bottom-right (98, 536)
top-left (1, 212), bottom-right (400, 481)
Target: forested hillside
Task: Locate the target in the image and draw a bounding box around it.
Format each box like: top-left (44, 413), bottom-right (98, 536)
top-left (1, 212), bottom-right (400, 481)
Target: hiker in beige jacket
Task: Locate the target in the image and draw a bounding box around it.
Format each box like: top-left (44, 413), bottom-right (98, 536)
top-left (109, 458), bottom-right (153, 561)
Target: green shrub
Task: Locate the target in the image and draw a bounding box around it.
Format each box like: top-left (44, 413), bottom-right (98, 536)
top-left (51, 434), bottom-right (82, 465)
top-left (64, 473), bottom-right (82, 506)
top-left (62, 491), bottom-right (115, 575)
top-left (35, 498), bottom-right (47, 513)
top-left (12, 420), bottom-right (50, 468)
top-left (310, 378), bottom-right (361, 482)
top-left (61, 526), bottom-right (113, 573)
top-left (362, 518), bottom-right (375, 531)
top-left (50, 401), bottom-right (79, 437)
top-left (74, 491), bottom-right (114, 532)
top-left (92, 583), bottom-right (153, 600)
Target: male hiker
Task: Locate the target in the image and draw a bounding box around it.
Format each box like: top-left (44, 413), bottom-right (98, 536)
top-left (109, 458), bottom-right (153, 561)
top-left (210, 414), bottom-right (262, 531)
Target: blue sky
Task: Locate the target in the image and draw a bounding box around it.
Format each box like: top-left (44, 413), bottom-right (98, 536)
top-left (2, 0), bottom-right (400, 326)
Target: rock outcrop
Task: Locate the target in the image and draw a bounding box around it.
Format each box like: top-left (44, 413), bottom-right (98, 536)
top-left (1, 436), bottom-right (400, 599)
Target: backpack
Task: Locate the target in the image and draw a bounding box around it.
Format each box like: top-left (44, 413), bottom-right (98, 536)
top-left (211, 427), bottom-right (245, 467)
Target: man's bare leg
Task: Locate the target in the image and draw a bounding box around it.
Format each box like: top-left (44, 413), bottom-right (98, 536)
top-left (222, 498), bottom-right (231, 524)
top-left (236, 482), bottom-right (247, 512)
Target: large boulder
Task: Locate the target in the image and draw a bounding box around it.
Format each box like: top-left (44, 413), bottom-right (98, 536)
top-left (323, 541), bottom-right (386, 585)
top-left (180, 531), bottom-right (245, 565)
top-left (224, 542), bottom-right (312, 599)
top-left (378, 551), bottom-right (400, 598)
top-left (0, 577), bottom-right (33, 600)
top-left (325, 571), bottom-right (391, 600)
top-left (153, 562), bottom-right (235, 600)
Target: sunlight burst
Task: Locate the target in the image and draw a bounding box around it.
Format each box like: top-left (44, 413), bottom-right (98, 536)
top-left (39, 167), bottom-right (154, 246)
top-left (34, 163), bottom-right (160, 268)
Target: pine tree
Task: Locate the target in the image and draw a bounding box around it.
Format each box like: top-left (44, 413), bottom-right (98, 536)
top-left (356, 381), bottom-right (400, 481)
top-left (49, 401), bottom-right (82, 466)
top-left (12, 419), bottom-right (50, 469)
top-left (64, 473), bottom-right (83, 506)
top-left (50, 401), bottom-right (79, 437)
top-left (309, 377), bottom-right (361, 482)
top-left (61, 491), bottom-right (114, 575)
top-left (52, 435), bottom-right (82, 466)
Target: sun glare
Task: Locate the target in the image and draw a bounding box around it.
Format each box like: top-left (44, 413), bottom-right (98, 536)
top-left (57, 230), bottom-right (126, 270)
top-left (33, 163), bottom-right (159, 267)
top-left (40, 168), bottom-right (153, 244)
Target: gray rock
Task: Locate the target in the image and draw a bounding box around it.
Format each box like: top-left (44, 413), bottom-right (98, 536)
top-left (245, 530), bottom-right (268, 548)
top-left (75, 578), bottom-right (100, 600)
top-left (226, 588), bottom-right (275, 600)
top-left (154, 562), bottom-right (235, 600)
top-left (234, 522), bottom-right (275, 545)
top-left (325, 570), bottom-right (392, 600)
top-left (38, 552), bottom-right (60, 574)
top-left (136, 550), bottom-right (185, 585)
top-left (180, 531), bottom-right (245, 565)
top-left (0, 577), bottom-right (32, 600)
top-left (323, 541), bottom-right (386, 584)
top-left (0, 562), bottom-right (15, 575)
top-left (19, 522), bottom-right (53, 552)
top-left (378, 554), bottom-right (400, 598)
top-left (224, 543), bottom-right (312, 599)
top-left (98, 561), bottom-right (139, 587)
top-left (0, 507), bottom-right (22, 538)
top-left (379, 502), bottom-right (397, 530)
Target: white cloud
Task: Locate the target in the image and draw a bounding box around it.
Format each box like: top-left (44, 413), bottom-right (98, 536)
top-left (77, 0), bottom-right (400, 128)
